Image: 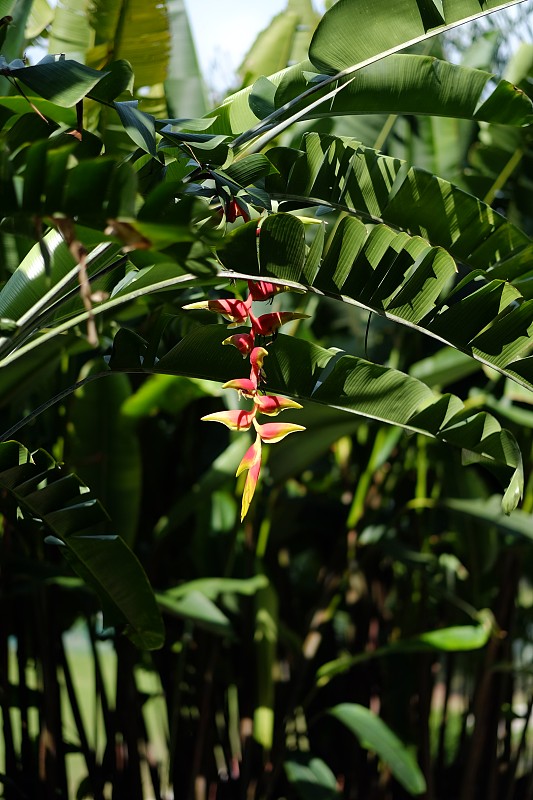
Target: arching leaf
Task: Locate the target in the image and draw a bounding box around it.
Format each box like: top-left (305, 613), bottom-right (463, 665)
top-left (329, 703), bottom-right (426, 795)
top-left (147, 325), bottom-right (523, 512)
top-left (309, 0), bottom-right (528, 75)
top-left (217, 194), bottom-right (533, 397)
top-left (0, 440), bottom-right (164, 649)
top-left (209, 55), bottom-right (532, 136)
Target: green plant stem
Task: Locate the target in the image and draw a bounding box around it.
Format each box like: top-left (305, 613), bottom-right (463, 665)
top-left (483, 148), bottom-right (523, 206)
top-left (58, 636), bottom-right (100, 797)
top-left (373, 114), bottom-right (398, 151)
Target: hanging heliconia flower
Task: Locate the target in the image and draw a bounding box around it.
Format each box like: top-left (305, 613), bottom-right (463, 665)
top-left (184, 280), bottom-right (307, 520)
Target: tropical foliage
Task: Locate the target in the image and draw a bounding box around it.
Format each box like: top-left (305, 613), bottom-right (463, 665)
top-left (1, 0), bottom-right (533, 798)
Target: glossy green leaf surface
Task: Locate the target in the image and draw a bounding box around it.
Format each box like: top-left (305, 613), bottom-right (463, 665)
top-left (67, 367), bottom-right (142, 549)
top-left (157, 589), bottom-right (233, 637)
top-left (329, 703), bottom-right (426, 795)
top-left (217, 138), bottom-right (533, 397)
top-left (309, 0), bottom-right (528, 74)
top-left (0, 440), bottom-right (164, 649)
top-left (284, 755), bottom-right (341, 800)
top-left (210, 54), bottom-right (532, 136)
top-left (10, 58), bottom-right (107, 107)
top-left (318, 621), bottom-right (492, 683)
top-left (274, 55), bottom-right (533, 126)
top-left (150, 325), bottom-right (523, 511)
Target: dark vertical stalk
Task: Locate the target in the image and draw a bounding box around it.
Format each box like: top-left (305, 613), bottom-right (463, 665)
top-left (459, 554), bottom-right (520, 800)
top-left (35, 588), bottom-right (68, 800)
top-left (114, 637), bottom-right (143, 800)
top-left (418, 653), bottom-right (435, 800)
top-left (0, 519), bottom-right (18, 798)
top-left (58, 635), bottom-right (102, 799)
top-left (15, 613), bottom-right (35, 795)
top-left (436, 654), bottom-right (454, 783)
top-left (503, 684), bottom-right (533, 800)
top-left (189, 640), bottom-right (220, 800)
top-left (0, 606), bottom-right (17, 799)
top-left (88, 625), bottom-right (113, 798)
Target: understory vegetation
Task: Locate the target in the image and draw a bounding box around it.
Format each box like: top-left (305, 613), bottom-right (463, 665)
top-left (1, 0), bottom-right (533, 798)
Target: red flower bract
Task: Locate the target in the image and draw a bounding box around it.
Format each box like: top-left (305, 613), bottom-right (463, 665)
top-left (184, 275), bottom-right (306, 520)
top-left (247, 280), bottom-right (287, 302)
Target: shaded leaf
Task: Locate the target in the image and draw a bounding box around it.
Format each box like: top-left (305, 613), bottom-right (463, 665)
top-left (329, 704), bottom-right (426, 795)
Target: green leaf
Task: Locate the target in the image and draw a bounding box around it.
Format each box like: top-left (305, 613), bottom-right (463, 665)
top-left (329, 704), bottom-right (426, 795)
top-left (0, 440), bottom-right (164, 649)
top-left (410, 348), bottom-right (482, 389)
top-left (266, 133), bottom-right (533, 277)
top-left (210, 54), bottom-right (532, 136)
top-left (87, 0), bottom-right (170, 90)
top-left (239, 11), bottom-right (300, 88)
top-left (318, 621), bottom-right (492, 683)
top-left (443, 495), bottom-right (533, 541)
top-left (164, 0), bottom-right (207, 118)
top-left (309, 0), bottom-right (528, 75)
top-left (223, 154), bottom-right (274, 187)
top-left (113, 101), bottom-right (156, 155)
top-left (10, 57), bottom-right (108, 107)
top-left (62, 535), bottom-right (165, 649)
top-left (47, 0), bottom-right (92, 62)
top-left (150, 326), bottom-right (523, 511)
top-left (157, 589), bottom-right (233, 637)
top-left (88, 59), bottom-right (134, 103)
top-left (0, 95), bottom-right (76, 126)
top-left (274, 55), bottom-right (533, 126)
top-left (163, 574), bottom-right (269, 601)
top-left (284, 755), bottom-right (341, 800)
top-left (259, 213), bottom-right (307, 282)
top-left (217, 139), bottom-right (533, 396)
top-left (25, 0), bottom-right (53, 40)
top-left (67, 366), bottom-right (142, 549)
top-left (0, 0), bottom-right (34, 62)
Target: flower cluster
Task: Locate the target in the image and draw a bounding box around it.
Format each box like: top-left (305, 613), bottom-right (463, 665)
top-left (184, 281), bottom-right (307, 520)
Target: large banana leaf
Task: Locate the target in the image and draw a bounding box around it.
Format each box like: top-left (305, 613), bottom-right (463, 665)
top-left (164, 0), bottom-right (207, 118)
top-left (0, 440), bottom-right (164, 649)
top-left (47, 0), bottom-right (172, 120)
top-left (108, 324), bottom-right (523, 513)
top-left (226, 0), bottom-right (530, 152)
top-left (67, 367), bottom-right (142, 549)
top-left (261, 132), bottom-right (533, 279)
top-left (237, 0), bottom-right (319, 89)
top-left (308, 0), bottom-right (529, 75)
top-left (209, 54), bottom-right (532, 136)
top-left (216, 155), bottom-right (533, 393)
top-left (48, 0), bottom-right (170, 86)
